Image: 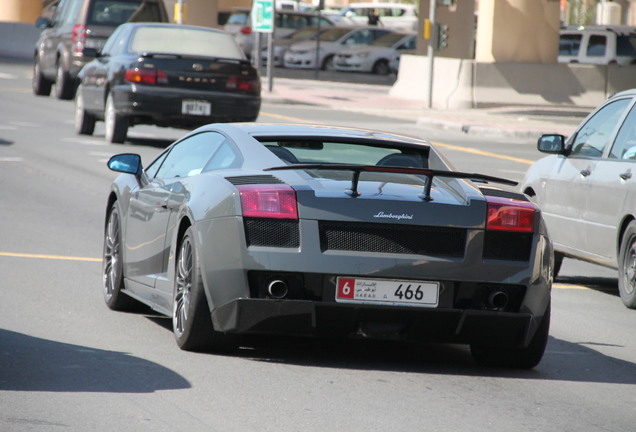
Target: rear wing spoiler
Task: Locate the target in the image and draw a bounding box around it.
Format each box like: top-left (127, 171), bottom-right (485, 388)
top-left (265, 164), bottom-right (517, 201)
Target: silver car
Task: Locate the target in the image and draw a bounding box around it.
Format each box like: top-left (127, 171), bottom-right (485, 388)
top-left (104, 123), bottom-right (552, 368)
top-left (522, 89), bottom-right (636, 308)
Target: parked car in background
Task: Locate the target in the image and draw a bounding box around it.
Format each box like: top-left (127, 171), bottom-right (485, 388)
top-left (284, 26), bottom-right (396, 70)
top-left (559, 26), bottom-right (636, 65)
top-left (103, 122), bottom-right (552, 369)
top-left (522, 89), bottom-right (636, 308)
top-left (74, 23), bottom-right (261, 143)
top-left (334, 32), bottom-right (415, 75)
top-left (260, 26), bottom-right (331, 67)
top-left (331, 2), bottom-right (418, 32)
top-left (223, 8), bottom-right (337, 58)
top-left (33, 0), bottom-right (169, 100)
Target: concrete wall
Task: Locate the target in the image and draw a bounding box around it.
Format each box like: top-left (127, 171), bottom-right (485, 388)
top-left (391, 54), bottom-right (636, 109)
top-left (0, 22), bottom-right (40, 60)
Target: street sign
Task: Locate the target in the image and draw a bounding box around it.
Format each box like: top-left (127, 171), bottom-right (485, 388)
top-left (252, 0), bottom-right (274, 33)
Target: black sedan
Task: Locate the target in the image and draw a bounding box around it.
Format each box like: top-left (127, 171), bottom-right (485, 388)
top-left (103, 123), bottom-right (553, 368)
top-left (74, 23), bottom-right (261, 143)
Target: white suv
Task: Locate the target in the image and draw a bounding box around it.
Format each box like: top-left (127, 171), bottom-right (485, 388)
top-left (331, 2), bottom-right (418, 32)
top-left (559, 26), bottom-right (636, 65)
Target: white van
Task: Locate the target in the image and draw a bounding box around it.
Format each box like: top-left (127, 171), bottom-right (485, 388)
top-left (559, 26), bottom-right (636, 65)
top-left (332, 2), bottom-right (417, 32)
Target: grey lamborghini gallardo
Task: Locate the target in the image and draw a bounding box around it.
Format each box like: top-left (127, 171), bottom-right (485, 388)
top-left (103, 123), bottom-right (553, 368)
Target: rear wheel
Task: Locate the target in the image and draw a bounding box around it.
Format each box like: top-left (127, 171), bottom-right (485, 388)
top-left (173, 227), bottom-right (239, 352)
top-left (470, 302), bottom-right (551, 369)
top-left (103, 202), bottom-right (138, 310)
top-left (54, 61), bottom-right (75, 100)
top-left (553, 252), bottom-right (564, 278)
top-left (105, 93), bottom-right (128, 144)
top-left (618, 221), bottom-right (636, 308)
top-left (74, 88), bottom-right (95, 135)
top-left (32, 57), bottom-right (52, 96)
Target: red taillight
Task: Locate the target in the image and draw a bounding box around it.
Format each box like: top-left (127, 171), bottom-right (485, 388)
top-left (125, 68), bottom-right (168, 85)
top-left (238, 184), bottom-right (298, 219)
top-left (486, 196), bottom-right (535, 232)
top-left (239, 26), bottom-right (252, 35)
top-left (72, 24), bottom-right (86, 52)
top-left (226, 75), bottom-right (261, 92)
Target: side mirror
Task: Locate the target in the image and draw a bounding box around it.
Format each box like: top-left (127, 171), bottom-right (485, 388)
top-left (108, 153), bottom-right (142, 175)
top-left (82, 47), bottom-right (99, 58)
top-left (537, 134), bottom-right (567, 155)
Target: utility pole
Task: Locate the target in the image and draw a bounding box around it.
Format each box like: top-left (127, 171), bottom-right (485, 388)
top-left (427, 0), bottom-right (436, 109)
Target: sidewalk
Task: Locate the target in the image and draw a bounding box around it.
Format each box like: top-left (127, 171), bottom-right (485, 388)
top-left (261, 77), bottom-right (592, 140)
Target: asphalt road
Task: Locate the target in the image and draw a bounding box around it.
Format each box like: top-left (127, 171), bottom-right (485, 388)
top-left (1, 58), bottom-right (635, 432)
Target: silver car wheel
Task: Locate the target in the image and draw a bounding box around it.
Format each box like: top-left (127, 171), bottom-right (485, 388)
top-left (622, 241), bottom-right (636, 296)
top-left (174, 236), bottom-right (193, 339)
top-left (103, 207), bottom-right (122, 302)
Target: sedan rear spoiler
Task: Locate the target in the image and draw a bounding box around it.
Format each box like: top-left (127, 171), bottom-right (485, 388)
top-left (265, 164), bottom-right (517, 201)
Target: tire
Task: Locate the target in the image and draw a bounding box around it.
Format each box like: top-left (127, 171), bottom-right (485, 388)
top-left (103, 202), bottom-right (137, 311)
top-left (54, 61), bottom-right (75, 100)
top-left (372, 59), bottom-right (390, 75)
top-left (32, 57), bottom-right (52, 96)
top-left (74, 89), bottom-right (95, 135)
top-left (105, 93), bottom-right (128, 144)
top-left (618, 221), bottom-right (636, 308)
top-left (173, 227), bottom-right (239, 352)
top-left (470, 302), bottom-right (551, 369)
top-left (322, 55), bottom-right (335, 71)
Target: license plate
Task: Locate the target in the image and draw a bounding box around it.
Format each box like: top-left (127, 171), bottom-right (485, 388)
top-left (182, 100), bottom-right (211, 116)
top-left (336, 277), bottom-right (439, 307)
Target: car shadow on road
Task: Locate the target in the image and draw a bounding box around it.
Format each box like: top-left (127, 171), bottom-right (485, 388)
top-left (0, 328), bottom-right (190, 392)
top-left (234, 334), bottom-right (636, 383)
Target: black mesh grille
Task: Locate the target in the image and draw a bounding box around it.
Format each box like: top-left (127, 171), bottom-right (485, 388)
top-left (244, 218), bottom-right (300, 248)
top-left (483, 231), bottom-right (532, 261)
top-left (226, 175), bottom-right (284, 185)
top-left (319, 221), bottom-right (466, 257)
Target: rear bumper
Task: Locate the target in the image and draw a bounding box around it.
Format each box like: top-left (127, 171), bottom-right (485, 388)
top-left (212, 298), bottom-right (536, 348)
top-left (113, 86), bottom-right (261, 126)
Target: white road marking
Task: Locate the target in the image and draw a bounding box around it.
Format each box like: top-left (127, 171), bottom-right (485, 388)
top-left (0, 157), bottom-right (24, 162)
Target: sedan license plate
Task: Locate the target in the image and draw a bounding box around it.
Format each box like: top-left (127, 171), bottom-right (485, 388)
top-left (336, 277), bottom-right (439, 307)
top-left (182, 100), bottom-right (211, 116)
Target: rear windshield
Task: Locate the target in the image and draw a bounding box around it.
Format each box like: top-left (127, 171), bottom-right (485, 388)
top-left (88, 1), bottom-right (164, 26)
top-left (130, 27), bottom-right (245, 59)
top-left (259, 139), bottom-right (429, 167)
top-left (616, 34), bottom-right (636, 56)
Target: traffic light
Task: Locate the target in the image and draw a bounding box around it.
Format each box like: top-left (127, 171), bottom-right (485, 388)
top-left (437, 24), bottom-right (449, 51)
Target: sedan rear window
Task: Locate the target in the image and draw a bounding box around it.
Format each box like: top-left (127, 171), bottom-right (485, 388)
top-left (130, 27), bottom-right (245, 59)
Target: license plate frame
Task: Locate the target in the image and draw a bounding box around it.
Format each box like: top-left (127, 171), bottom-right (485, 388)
top-left (336, 277), bottom-right (439, 308)
top-left (182, 99), bottom-right (211, 116)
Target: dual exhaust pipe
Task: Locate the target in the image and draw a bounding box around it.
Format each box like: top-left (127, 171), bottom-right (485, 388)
top-left (487, 291), bottom-right (509, 310)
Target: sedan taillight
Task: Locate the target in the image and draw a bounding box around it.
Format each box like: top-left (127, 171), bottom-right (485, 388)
top-left (226, 75), bottom-right (261, 92)
top-left (238, 184), bottom-right (298, 219)
top-left (486, 196), bottom-right (535, 232)
top-left (125, 68), bottom-right (169, 85)
top-left (240, 26), bottom-right (252, 35)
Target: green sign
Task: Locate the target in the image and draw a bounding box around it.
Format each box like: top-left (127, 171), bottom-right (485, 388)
top-left (252, 0), bottom-right (274, 33)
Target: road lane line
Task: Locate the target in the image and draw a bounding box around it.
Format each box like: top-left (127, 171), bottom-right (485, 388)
top-left (0, 252), bottom-right (101, 262)
top-left (430, 141), bottom-right (535, 165)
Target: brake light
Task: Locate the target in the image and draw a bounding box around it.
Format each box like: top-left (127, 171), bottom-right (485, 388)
top-left (72, 24), bottom-right (86, 53)
top-left (486, 196), bottom-right (535, 232)
top-left (238, 184), bottom-right (298, 219)
top-left (226, 75), bottom-right (261, 92)
top-left (240, 26), bottom-right (252, 35)
top-left (125, 68), bottom-right (168, 85)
